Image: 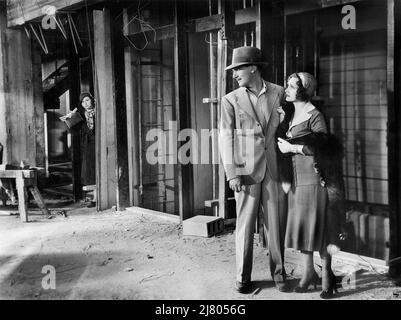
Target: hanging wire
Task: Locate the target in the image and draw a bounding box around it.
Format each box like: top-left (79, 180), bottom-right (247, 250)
top-left (204, 33), bottom-right (218, 46)
top-left (68, 14), bottom-right (83, 47)
top-left (122, 0), bottom-right (156, 51)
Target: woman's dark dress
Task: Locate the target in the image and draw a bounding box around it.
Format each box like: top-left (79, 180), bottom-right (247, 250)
top-left (72, 107), bottom-right (96, 186)
top-left (284, 107), bottom-right (329, 252)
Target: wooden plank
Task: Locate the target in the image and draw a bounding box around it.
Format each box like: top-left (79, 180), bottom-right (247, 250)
top-left (235, 6), bottom-right (257, 25)
top-left (126, 24), bottom-right (175, 44)
top-left (188, 32), bottom-right (213, 214)
top-left (0, 2), bottom-right (8, 165)
top-left (285, 0), bottom-right (363, 16)
top-left (93, 8), bottom-right (118, 210)
top-left (174, 0), bottom-right (193, 221)
top-left (323, 105), bottom-right (388, 118)
top-left (29, 185), bottom-right (50, 215)
top-left (387, 0), bottom-right (401, 276)
top-left (7, 0), bottom-right (104, 27)
top-left (15, 177), bottom-right (28, 222)
top-left (322, 93), bottom-right (387, 106)
top-left (32, 40), bottom-right (46, 169)
top-left (123, 9), bottom-right (140, 207)
top-left (0, 170), bottom-right (35, 178)
top-left (112, 5), bottom-right (129, 210)
top-left (207, 4), bottom-right (219, 216)
top-left (217, 0), bottom-right (232, 220)
top-left (189, 13), bottom-right (223, 33)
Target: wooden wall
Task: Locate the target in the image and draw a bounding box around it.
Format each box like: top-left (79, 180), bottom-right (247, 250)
top-left (0, 1), bottom-right (45, 168)
top-left (317, 2), bottom-right (388, 205)
top-left (188, 32), bottom-right (213, 216)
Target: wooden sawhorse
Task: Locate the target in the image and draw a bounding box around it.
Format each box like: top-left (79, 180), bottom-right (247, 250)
top-left (0, 169), bottom-right (49, 222)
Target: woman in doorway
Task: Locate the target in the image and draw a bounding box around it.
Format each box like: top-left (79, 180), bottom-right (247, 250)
top-left (61, 92), bottom-right (96, 207)
top-left (277, 72), bottom-right (346, 299)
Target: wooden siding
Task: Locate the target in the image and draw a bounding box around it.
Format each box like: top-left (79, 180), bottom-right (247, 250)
top-left (318, 3), bottom-right (388, 205)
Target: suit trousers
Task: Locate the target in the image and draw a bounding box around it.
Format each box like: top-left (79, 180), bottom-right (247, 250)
top-left (235, 173), bottom-right (287, 283)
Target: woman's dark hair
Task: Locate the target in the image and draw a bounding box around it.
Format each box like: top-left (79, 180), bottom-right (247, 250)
top-left (79, 92), bottom-right (95, 105)
top-left (288, 72), bottom-right (317, 101)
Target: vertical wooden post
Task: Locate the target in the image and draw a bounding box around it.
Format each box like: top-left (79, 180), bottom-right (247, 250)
top-left (0, 1), bottom-right (9, 163)
top-left (217, 0), bottom-right (230, 220)
top-left (123, 9), bottom-right (140, 207)
top-left (174, 0), bottom-right (193, 221)
top-left (93, 8), bottom-right (118, 210)
top-left (256, 0), bottom-right (274, 82)
top-left (112, 6), bottom-right (130, 210)
top-left (16, 175), bottom-right (28, 222)
top-left (387, 0), bottom-right (401, 276)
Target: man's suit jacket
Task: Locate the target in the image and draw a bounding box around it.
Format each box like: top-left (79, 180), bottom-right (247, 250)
top-left (219, 81), bottom-right (285, 185)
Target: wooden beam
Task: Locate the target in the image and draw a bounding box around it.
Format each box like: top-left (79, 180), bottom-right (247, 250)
top-left (235, 6), bottom-right (257, 25)
top-left (7, 0), bottom-right (104, 27)
top-left (284, 0), bottom-right (364, 16)
top-left (125, 24), bottom-right (175, 45)
top-left (112, 5), bottom-right (129, 210)
top-left (123, 9), bottom-right (140, 207)
top-left (188, 14), bottom-right (224, 33)
top-left (174, 0), bottom-right (193, 222)
top-left (387, 0), bottom-right (401, 277)
top-left (93, 8), bottom-right (118, 210)
top-left (256, 0), bottom-right (274, 81)
top-left (217, 0), bottom-right (234, 220)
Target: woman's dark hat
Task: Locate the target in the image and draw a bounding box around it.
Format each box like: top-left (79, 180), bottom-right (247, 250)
top-left (79, 92), bottom-right (94, 103)
top-left (225, 46), bottom-right (268, 71)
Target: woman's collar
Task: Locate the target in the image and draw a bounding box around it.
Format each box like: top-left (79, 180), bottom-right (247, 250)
top-left (288, 101), bottom-right (316, 130)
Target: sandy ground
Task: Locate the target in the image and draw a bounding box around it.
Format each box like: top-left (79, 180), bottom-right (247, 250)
top-left (0, 199), bottom-right (400, 300)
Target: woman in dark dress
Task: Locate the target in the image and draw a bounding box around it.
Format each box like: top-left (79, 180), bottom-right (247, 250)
top-left (277, 72), bottom-right (343, 299)
top-left (76, 92), bottom-right (96, 188)
top-left (61, 92), bottom-right (96, 207)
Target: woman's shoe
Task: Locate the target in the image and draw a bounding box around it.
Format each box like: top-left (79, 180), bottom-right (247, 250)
top-left (320, 272), bottom-right (338, 299)
top-left (294, 272), bottom-right (319, 293)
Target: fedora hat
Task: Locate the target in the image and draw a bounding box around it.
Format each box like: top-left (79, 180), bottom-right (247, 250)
top-left (225, 46), bottom-right (268, 71)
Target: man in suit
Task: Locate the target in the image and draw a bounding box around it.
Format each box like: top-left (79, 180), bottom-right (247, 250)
top-left (219, 46), bottom-right (290, 293)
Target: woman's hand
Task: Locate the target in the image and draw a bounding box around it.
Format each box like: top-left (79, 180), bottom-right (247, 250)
top-left (277, 106), bottom-right (286, 124)
top-left (277, 137), bottom-right (294, 153)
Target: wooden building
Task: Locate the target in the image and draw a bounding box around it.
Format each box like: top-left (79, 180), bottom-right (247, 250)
top-left (1, 0), bottom-right (401, 275)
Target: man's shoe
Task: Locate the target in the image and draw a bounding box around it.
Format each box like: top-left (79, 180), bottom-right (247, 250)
top-left (235, 281), bottom-right (252, 294)
top-left (275, 281), bottom-right (292, 292)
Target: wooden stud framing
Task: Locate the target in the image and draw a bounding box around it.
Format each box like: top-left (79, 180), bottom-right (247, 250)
top-left (123, 9), bottom-right (140, 207)
top-left (93, 8), bottom-right (118, 210)
top-left (217, 0), bottom-right (233, 220)
top-left (112, 5), bottom-right (129, 210)
top-left (7, 0), bottom-right (104, 27)
top-left (387, 0), bottom-right (401, 276)
top-left (174, 0), bottom-right (193, 221)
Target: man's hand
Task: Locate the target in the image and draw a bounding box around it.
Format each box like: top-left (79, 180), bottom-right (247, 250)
top-left (229, 177), bottom-right (243, 193)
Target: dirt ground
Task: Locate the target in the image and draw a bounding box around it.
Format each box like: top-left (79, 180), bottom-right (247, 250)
top-left (0, 197), bottom-right (400, 300)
